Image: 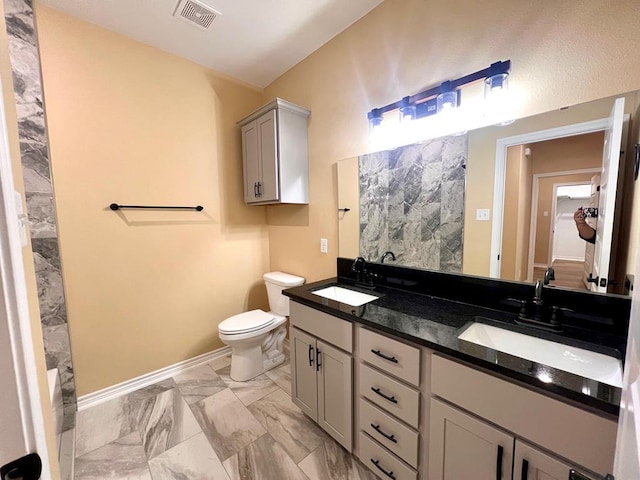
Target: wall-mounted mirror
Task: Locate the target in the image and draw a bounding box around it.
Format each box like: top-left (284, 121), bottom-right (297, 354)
top-left (338, 90), bottom-right (640, 294)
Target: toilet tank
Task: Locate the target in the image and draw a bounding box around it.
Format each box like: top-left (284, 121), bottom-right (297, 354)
top-left (264, 271), bottom-right (305, 316)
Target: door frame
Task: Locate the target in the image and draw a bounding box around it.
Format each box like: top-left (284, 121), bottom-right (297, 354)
top-left (0, 77), bottom-right (52, 475)
top-left (490, 117), bottom-right (611, 278)
top-left (528, 170), bottom-right (600, 281)
top-left (548, 181), bottom-right (592, 265)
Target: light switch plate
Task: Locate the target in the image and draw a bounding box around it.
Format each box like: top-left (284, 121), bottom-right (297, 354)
top-left (476, 209), bottom-right (490, 221)
top-left (320, 238), bottom-right (328, 253)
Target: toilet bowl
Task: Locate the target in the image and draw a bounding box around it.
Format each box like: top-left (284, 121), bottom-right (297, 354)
top-left (218, 271), bottom-right (304, 381)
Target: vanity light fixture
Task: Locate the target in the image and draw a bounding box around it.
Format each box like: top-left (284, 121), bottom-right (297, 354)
top-left (367, 60), bottom-right (511, 138)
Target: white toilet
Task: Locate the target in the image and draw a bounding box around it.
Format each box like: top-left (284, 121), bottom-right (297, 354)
top-left (218, 271), bottom-right (304, 381)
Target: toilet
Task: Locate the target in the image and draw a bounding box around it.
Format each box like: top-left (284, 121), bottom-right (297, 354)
top-left (218, 271), bottom-right (304, 381)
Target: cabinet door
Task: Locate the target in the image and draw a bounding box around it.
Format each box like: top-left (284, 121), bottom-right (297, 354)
top-left (514, 440), bottom-right (596, 480)
top-left (241, 120), bottom-right (261, 203)
top-left (429, 399), bottom-right (514, 480)
top-left (317, 340), bottom-right (353, 451)
top-left (291, 328), bottom-right (318, 421)
top-left (257, 110), bottom-right (279, 202)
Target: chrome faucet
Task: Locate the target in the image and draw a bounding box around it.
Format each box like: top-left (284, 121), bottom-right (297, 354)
top-left (380, 251), bottom-right (396, 263)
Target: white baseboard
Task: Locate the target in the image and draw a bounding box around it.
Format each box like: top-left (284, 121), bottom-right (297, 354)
top-left (552, 256), bottom-right (585, 263)
top-left (77, 346), bottom-right (232, 411)
top-left (533, 263), bottom-right (548, 269)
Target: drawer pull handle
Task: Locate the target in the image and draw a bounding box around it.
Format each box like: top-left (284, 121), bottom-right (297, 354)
top-left (308, 344), bottom-right (314, 367)
top-left (496, 445), bottom-right (503, 480)
top-left (316, 348), bottom-right (321, 372)
top-left (370, 459), bottom-right (396, 480)
top-left (521, 459), bottom-right (528, 480)
top-left (371, 387), bottom-right (398, 404)
top-left (371, 349), bottom-right (399, 363)
top-left (371, 423), bottom-right (397, 443)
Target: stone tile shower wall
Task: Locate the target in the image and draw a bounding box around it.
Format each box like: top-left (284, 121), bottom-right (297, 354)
top-left (4, 0), bottom-right (75, 429)
top-left (359, 136), bottom-right (467, 272)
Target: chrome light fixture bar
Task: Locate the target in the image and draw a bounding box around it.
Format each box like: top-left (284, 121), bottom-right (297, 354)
top-left (367, 60), bottom-right (511, 127)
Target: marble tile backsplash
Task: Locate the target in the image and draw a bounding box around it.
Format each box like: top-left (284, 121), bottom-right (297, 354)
top-left (359, 135), bottom-right (467, 272)
top-left (4, 0), bottom-right (76, 429)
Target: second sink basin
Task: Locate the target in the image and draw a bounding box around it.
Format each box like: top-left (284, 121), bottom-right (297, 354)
top-left (312, 286), bottom-right (379, 307)
top-left (458, 321), bottom-right (623, 388)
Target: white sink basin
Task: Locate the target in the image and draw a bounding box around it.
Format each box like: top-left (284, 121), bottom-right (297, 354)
top-left (458, 322), bottom-right (623, 388)
top-left (312, 286), bottom-right (379, 307)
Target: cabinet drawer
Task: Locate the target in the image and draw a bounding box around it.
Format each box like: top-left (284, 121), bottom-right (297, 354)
top-left (359, 432), bottom-right (417, 480)
top-left (359, 327), bottom-right (420, 386)
top-left (290, 302), bottom-right (353, 353)
top-left (359, 363), bottom-right (420, 426)
top-left (359, 398), bottom-right (419, 468)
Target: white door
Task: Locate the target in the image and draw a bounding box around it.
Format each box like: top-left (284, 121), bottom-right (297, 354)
top-left (0, 75), bottom-right (52, 478)
top-left (614, 229), bottom-right (640, 478)
top-left (590, 97), bottom-right (625, 292)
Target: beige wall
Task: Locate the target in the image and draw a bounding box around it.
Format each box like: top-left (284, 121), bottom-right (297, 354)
top-left (501, 145), bottom-right (534, 282)
top-left (35, 6), bottom-right (269, 395)
top-left (265, 0), bottom-right (640, 282)
top-left (530, 133), bottom-right (605, 175)
top-left (501, 146), bottom-right (525, 280)
top-left (337, 157), bottom-right (359, 258)
top-left (0, 2), bottom-right (60, 476)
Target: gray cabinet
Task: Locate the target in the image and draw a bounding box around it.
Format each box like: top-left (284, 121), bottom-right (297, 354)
top-left (430, 399), bottom-right (600, 480)
top-left (514, 441), bottom-right (600, 480)
top-left (429, 398), bottom-right (514, 480)
top-left (238, 98), bottom-right (310, 205)
top-left (290, 302), bottom-right (353, 452)
top-left (429, 355), bottom-right (616, 480)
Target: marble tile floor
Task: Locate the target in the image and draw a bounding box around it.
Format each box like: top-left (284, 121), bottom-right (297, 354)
top-left (74, 352), bottom-right (377, 480)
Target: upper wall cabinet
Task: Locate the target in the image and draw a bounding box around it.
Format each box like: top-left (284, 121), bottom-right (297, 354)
top-left (237, 98), bottom-right (310, 205)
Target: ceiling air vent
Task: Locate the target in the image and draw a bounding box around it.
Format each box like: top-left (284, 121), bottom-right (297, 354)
top-left (173, 0), bottom-right (221, 31)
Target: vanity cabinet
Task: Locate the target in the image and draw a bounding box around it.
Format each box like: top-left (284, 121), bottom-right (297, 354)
top-left (290, 302), bottom-right (353, 451)
top-left (287, 298), bottom-right (616, 480)
top-left (429, 399), bottom-right (596, 480)
top-left (429, 355), bottom-right (616, 480)
top-left (237, 98), bottom-right (310, 205)
top-left (513, 441), bottom-right (589, 480)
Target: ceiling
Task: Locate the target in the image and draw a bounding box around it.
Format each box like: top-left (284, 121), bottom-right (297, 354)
top-left (36, 0), bottom-right (384, 87)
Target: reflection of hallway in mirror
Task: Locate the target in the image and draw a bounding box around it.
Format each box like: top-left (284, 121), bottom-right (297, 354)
top-left (533, 260), bottom-right (588, 290)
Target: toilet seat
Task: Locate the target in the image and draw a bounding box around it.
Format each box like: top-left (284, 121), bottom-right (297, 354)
top-left (218, 309), bottom-right (275, 335)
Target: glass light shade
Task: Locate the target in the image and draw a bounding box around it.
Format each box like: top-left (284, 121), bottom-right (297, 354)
top-left (436, 91), bottom-right (458, 113)
top-left (399, 104), bottom-right (416, 123)
top-left (484, 73), bottom-right (509, 98)
top-left (368, 109), bottom-right (383, 136)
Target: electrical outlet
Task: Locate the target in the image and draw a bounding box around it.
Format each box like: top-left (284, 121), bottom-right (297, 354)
top-left (320, 238), bottom-right (328, 254)
top-left (476, 209), bottom-right (490, 221)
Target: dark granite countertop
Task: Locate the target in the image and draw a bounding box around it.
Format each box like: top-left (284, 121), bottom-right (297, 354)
top-left (284, 277), bottom-right (623, 418)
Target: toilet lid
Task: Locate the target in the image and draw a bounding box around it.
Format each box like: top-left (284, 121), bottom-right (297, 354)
top-left (218, 309), bottom-right (275, 334)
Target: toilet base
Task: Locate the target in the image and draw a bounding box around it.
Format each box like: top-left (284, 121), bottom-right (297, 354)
top-left (263, 351), bottom-right (285, 372)
top-left (228, 325), bottom-right (287, 382)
